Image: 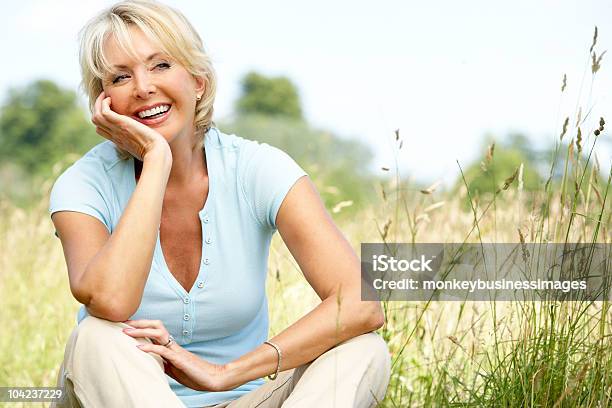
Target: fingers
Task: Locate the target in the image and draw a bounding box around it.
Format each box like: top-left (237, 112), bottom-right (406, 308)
top-left (123, 327), bottom-right (167, 343)
top-left (123, 319), bottom-right (171, 344)
top-left (93, 91), bottom-right (105, 117)
top-left (94, 91), bottom-right (105, 112)
top-left (101, 95), bottom-right (122, 124)
top-left (137, 343), bottom-right (175, 360)
top-left (92, 91), bottom-right (108, 127)
top-left (92, 91), bottom-right (120, 127)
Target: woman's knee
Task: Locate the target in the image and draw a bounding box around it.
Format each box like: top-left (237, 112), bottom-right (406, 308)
top-left (283, 333), bottom-right (391, 407)
top-left (66, 316), bottom-right (159, 373)
top-left (78, 315), bottom-right (131, 333)
top-left (345, 332), bottom-right (391, 405)
top-left (57, 317), bottom-right (180, 407)
top-left (72, 316), bottom-right (133, 351)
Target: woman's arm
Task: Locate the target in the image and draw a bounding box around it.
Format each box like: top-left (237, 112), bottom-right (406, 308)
top-left (53, 145), bottom-right (171, 321)
top-left (52, 93), bottom-right (173, 321)
top-left (221, 176), bottom-right (384, 389)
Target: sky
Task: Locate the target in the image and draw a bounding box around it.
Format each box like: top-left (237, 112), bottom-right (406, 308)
top-left (1, 0), bottom-right (611, 186)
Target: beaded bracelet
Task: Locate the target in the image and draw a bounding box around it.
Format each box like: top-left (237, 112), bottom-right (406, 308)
top-left (263, 341), bottom-right (282, 380)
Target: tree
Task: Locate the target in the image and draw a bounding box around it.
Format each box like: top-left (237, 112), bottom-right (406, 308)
top-left (235, 71), bottom-right (303, 119)
top-left (0, 80), bottom-right (99, 177)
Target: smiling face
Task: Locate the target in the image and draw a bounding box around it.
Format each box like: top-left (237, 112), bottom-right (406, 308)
top-left (102, 26), bottom-right (205, 143)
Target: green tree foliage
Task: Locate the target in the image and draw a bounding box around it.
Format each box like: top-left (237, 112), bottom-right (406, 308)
top-left (235, 71), bottom-right (303, 119)
top-left (0, 80), bottom-right (99, 177)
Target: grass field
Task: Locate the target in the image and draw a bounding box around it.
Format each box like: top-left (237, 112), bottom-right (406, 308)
top-left (1, 154), bottom-right (610, 407)
top-left (1, 28), bottom-right (611, 408)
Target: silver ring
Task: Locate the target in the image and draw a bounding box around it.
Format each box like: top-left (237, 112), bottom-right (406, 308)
top-left (162, 335), bottom-right (175, 348)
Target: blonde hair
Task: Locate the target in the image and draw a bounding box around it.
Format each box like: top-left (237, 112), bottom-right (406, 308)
top-left (78, 0), bottom-right (216, 159)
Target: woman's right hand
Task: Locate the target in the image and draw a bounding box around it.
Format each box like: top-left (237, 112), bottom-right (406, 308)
top-left (92, 91), bottom-right (170, 161)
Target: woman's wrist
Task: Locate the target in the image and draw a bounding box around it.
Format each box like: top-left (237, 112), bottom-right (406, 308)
top-left (217, 361), bottom-right (238, 391)
top-left (142, 141), bottom-right (172, 170)
top-left (143, 140), bottom-right (172, 165)
top-left (217, 343), bottom-right (281, 391)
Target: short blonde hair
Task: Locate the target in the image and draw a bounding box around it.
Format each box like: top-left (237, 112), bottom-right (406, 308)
top-left (78, 0), bottom-right (216, 159)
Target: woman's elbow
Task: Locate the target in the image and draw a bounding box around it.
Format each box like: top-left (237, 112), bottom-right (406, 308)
top-left (347, 299), bottom-right (385, 332)
top-left (70, 275), bottom-right (138, 322)
top-left (361, 301), bottom-right (385, 331)
top-left (85, 294), bottom-right (136, 322)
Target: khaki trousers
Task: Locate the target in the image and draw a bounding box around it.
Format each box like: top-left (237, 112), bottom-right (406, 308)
top-left (51, 316), bottom-right (391, 408)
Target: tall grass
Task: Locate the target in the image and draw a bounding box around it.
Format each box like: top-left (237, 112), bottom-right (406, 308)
top-left (365, 26), bottom-right (611, 407)
top-left (1, 161), bottom-right (608, 408)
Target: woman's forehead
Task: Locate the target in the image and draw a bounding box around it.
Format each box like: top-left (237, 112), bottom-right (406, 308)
top-left (103, 27), bottom-right (166, 68)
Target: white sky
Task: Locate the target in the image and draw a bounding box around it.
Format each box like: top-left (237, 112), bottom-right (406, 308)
top-left (1, 0), bottom-right (611, 186)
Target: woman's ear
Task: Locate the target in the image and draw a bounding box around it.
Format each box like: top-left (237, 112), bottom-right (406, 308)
top-left (194, 75), bottom-right (206, 99)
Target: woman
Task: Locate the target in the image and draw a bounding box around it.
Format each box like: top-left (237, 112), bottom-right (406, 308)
top-left (48, 1), bottom-right (391, 407)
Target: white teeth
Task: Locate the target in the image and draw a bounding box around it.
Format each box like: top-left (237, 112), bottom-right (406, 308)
top-left (137, 104), bottom-right (170, 119)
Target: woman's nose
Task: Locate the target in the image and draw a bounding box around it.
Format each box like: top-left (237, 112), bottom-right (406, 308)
top-left (132, 72), bottom-right (156, 99)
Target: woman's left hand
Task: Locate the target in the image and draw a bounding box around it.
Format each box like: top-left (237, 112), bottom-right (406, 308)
top-left (123, 319), bottom-right (228, 391)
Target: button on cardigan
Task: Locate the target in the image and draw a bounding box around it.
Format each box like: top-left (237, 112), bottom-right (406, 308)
top-left (48, 127), bottom-right (308, 407)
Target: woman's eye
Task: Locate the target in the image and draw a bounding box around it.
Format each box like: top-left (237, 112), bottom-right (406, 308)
top-left (112, 74), bottom-right (129, 84)
top-left (155, 62), bottom-right (171, 70)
